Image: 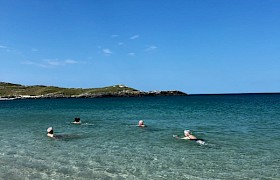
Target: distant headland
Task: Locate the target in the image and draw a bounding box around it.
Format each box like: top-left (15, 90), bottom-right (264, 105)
top-left (0, 82), bottom-right (187, 100)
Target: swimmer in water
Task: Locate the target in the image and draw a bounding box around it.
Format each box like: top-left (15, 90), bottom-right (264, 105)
top-left (47, 127), bottom-right (55, 138)
top-left (138, 120), bottom-right (146, 127)
top-left (46, 127), bottom-right (68, 139)
top-left (72, 117), bottom-right (81, 124)
top-left (173, 130), bottom-right (205, 145)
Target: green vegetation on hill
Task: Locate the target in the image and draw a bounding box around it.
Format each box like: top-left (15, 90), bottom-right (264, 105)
top-left (0, 82), bottom-right (138, 97)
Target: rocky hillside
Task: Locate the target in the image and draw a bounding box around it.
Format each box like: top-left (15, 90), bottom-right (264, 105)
top-left (0, 82), bottom-right (187, 99)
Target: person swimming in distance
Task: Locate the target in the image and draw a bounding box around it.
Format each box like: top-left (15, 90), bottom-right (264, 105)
top-left (181, 130), bottom-right (198, 140)
top-left (47, 127), bottom-right (55, 138)
top-left (138, 120), bottom-right (146, 127)
top-left (46, 127), bottom-right (70, 139)
top-left (173, 130), bottom-right (205, 145)
top-left (72, 117), bottom-right (81, 124)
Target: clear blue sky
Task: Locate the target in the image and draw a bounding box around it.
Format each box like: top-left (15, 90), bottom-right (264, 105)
top-left (1, 0), bottom-right (279, 94)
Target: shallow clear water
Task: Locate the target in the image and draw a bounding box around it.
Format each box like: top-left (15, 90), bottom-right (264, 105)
top-left (0, 95), bottom-right (280, 179)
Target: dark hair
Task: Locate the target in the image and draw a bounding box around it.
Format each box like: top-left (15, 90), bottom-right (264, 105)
top-left (74, 117), bottom-right (80, 122)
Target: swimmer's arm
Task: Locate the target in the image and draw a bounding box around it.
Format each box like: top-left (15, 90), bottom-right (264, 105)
top-left (173, 135), bottom-right (184, 139)
top-left (173, 135), bottom-right (190, 140)
top-left (180, 137), bottom-right (190, 140)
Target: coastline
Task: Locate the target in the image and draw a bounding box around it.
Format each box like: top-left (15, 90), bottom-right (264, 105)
top-left (0, 90), bottom-right (187, 100)
top-left (0, 82), bottom-right (187, 100)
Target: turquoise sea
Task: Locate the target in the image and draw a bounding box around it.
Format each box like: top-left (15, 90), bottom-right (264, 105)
top-left (0, 94), bottom-right (279, 179)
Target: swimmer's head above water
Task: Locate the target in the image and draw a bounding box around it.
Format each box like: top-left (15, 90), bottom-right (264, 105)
top-left (184, 130), bottom-right (191, 136)
top-left (184, 130), bottom-right (198, 140)
top-left (73, 117), bottom-right (81, 124)
top-left (138, 120), bottom-right (145, 127)
top-left (47, 127), bottom-right (54, 138)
